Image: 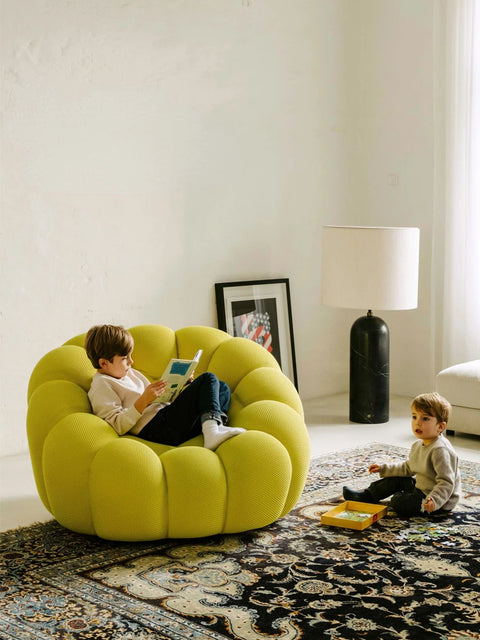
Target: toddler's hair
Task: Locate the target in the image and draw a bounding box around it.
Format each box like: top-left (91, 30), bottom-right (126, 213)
top-left (85, 325), bottom-right (133, 369)
top-left (411, 391), bottom-right (451, 424)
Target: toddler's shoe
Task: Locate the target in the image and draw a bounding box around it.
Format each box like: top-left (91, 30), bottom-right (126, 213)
top-left (342, 486), bottom-right (379, 504)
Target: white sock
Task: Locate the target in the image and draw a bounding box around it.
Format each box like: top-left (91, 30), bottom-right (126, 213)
top-left (202, 419), bottom-right (246, 451)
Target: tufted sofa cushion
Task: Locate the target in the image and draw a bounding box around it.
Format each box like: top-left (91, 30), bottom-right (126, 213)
top-left (27, 325), bottom-right (310, 541)
top-left (436, 360), bottom-right (480, 436)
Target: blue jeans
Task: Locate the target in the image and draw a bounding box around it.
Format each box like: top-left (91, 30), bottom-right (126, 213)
top-left (136, 372), bottom-right (231, 446)
top-left (369, 476), bottom-right (426, 517)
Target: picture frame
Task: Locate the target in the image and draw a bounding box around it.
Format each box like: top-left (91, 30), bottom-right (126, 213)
top-left (215, 278), bottom-right (298, 388)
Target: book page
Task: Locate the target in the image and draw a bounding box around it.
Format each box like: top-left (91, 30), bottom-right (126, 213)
top-left (156, 350), bottom-right (202, 403)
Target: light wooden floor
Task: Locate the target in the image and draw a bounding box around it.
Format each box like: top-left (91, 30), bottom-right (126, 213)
top-left (1, 394), bottom-right (479, 532)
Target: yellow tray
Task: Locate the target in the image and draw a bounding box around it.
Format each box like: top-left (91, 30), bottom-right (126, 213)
top-left (321, 501), bottom-right (388, 530)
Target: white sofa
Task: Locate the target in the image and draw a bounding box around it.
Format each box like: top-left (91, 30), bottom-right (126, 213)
top-left (436, 360), bottom-right (480, 437)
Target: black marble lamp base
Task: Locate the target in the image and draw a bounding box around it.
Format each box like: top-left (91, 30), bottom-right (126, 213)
top-left (349, 310), bottom-right (389, 423)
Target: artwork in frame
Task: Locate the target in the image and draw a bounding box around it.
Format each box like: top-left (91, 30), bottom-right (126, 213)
top-left (215, 278), bottom-right (298, 388)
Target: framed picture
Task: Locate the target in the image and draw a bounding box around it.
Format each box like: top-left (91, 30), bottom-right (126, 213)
top-left (215, 278), bottom-right (298, 388)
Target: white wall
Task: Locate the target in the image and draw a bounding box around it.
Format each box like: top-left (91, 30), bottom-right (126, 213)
top-left (329, 1), bottom-right (438, 400)
top-left (1, 0), bottom-right (438, 456)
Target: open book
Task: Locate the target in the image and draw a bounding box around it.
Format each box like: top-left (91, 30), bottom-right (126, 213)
top-left (155, 349), bottom-right (203, 403)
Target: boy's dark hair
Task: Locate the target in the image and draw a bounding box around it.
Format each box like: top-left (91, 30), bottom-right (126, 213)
top-left (85, 325), bottom-right (133, 369)
top-left (412, 392), bottom-right (451, 424)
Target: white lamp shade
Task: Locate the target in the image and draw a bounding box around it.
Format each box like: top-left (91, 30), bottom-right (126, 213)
top-left (321, 226), bottom-right (420, 311)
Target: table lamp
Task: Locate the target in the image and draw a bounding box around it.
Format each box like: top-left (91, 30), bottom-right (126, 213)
top-left (321, 226), bottom-right (420, 423)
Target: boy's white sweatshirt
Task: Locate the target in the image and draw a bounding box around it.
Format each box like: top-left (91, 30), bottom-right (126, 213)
top-left (88, 369), bottom-right (166, 436)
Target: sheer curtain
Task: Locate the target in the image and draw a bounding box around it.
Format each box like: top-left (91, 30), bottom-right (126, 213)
top-left (441, 0), bottom-right (480, 367)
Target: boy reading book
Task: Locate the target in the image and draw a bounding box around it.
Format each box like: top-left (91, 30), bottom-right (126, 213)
top-left (85, 325), bottom-right (245, 450)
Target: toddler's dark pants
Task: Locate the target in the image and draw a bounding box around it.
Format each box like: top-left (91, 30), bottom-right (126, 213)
top-left (369, 476), bottom-right (426, 517)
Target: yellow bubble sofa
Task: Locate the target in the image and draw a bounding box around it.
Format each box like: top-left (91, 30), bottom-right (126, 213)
top-left (27, 324), bottom-right (310, 541)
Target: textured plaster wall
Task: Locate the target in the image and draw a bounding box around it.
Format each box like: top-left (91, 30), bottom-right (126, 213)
top-left (1, 0), bottom-right (437, 455)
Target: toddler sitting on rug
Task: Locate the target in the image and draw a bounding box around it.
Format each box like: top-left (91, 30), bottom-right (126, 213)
top-left (343, 392), bottom-right (461, 517)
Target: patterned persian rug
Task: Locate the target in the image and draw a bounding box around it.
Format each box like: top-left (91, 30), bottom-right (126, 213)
top-left (1, 443), bottom-right (479, 640)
